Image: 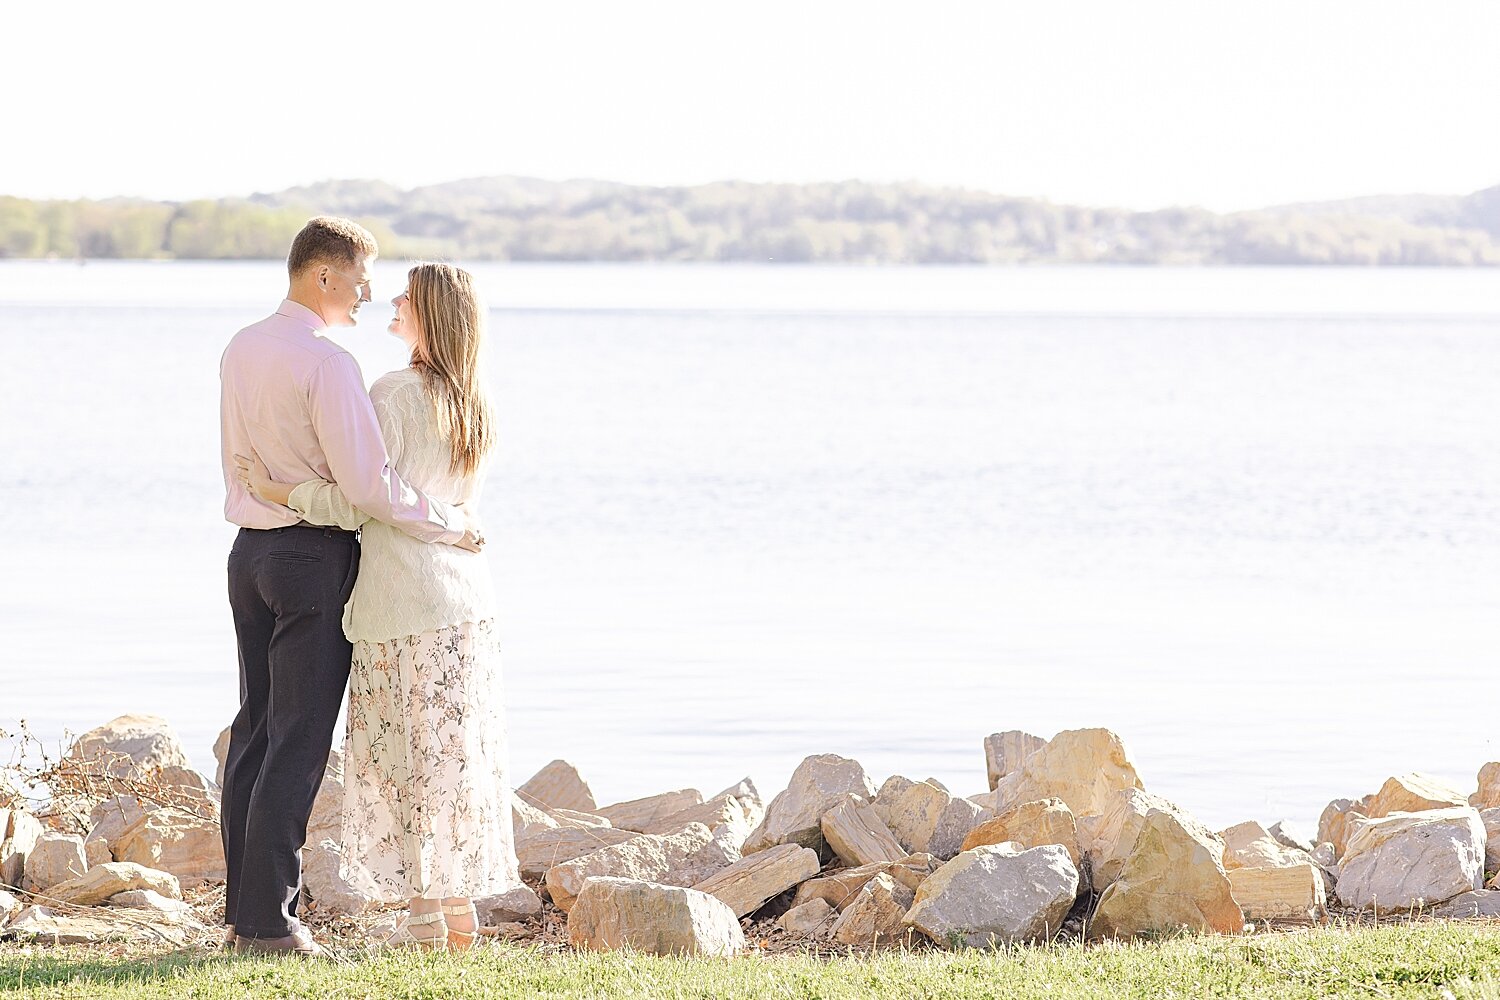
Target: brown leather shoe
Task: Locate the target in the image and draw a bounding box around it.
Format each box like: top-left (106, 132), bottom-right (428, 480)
top-left (233, 926), bottom-right (326, 958)
top-left (222, 925), bottom-right (237, 950)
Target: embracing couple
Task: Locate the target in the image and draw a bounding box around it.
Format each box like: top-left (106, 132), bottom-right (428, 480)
top-left (218, 217), bottom-right (521, 956)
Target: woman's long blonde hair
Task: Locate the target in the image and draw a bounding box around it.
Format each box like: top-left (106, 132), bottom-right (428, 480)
top-left (405, 262), bottom-right (494, 475)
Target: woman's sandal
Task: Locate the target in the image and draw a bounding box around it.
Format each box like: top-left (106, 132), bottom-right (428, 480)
top-left (385, 909), bottom-right (448, 951)
top-left (441, 901), bottom-right (479, 952)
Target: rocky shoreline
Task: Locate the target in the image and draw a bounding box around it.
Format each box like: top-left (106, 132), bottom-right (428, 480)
top-left (2, 715), bottom-right (1498, 957)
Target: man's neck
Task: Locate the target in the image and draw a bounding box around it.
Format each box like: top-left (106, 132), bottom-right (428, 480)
top-left (286, 288), bottom-right (322, 318)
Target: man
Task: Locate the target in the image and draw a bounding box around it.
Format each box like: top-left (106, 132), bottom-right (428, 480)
top-left (219, 216), bottom-right (481, 956)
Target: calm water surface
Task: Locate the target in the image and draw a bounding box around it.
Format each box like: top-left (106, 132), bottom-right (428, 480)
top-left (2, 261), bottom-right (1497, 832)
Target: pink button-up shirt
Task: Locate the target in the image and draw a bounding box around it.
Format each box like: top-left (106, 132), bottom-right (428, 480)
top-left (220, 299), bottom-right (463, 544)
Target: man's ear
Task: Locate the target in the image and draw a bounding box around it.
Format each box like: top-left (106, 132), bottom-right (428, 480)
top-left (317, 264), bottom-right (331, 288)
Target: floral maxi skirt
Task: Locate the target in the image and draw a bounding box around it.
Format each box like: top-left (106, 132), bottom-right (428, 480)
top-left (339, 619), bottom-right (521, 901)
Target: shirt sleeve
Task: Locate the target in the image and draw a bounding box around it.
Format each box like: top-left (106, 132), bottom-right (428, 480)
top-left (288, 480), bottom-right (369, 530)
top-left (305, 354), bottom-right (465, 544)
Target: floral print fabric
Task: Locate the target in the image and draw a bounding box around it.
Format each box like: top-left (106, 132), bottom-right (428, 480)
top-left (339, 619), bottom-right (521, 900)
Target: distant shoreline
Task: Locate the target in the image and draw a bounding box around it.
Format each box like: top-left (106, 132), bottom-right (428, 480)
top-left (2, 176), bottom-right (1497, 266)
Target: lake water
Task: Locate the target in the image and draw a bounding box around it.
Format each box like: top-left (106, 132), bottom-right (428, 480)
top-left (2, 260), bottom-right (1497, 834)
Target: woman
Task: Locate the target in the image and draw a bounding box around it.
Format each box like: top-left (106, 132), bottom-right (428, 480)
top-left (237, 262), bottom-right (519, 950)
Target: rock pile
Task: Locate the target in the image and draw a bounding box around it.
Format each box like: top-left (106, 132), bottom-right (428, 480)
top-left (3, 714), bottom-right (1499, 955)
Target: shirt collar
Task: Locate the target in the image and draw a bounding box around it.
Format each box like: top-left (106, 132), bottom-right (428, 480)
top-left (275, 298), bottom-right (328, 331)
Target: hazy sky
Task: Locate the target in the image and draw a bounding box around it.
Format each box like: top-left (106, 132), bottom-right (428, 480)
top-left (8, 0), bottom-right (1497, 211)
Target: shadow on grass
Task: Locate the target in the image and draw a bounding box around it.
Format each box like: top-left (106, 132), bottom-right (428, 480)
top-left (0, 947), bottom-right (228, 990)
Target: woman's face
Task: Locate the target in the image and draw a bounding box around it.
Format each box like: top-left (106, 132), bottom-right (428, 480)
top-left (389, 288), bottom-right (421, 353)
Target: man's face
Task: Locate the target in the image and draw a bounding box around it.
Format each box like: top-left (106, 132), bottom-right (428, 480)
top-left (320, 255), bottom-right (375, 327)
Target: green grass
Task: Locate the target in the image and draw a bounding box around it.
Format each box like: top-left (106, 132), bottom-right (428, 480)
top-left (4, 924), bottom-right (1500, 999)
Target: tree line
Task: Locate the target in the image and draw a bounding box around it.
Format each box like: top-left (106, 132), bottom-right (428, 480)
top-left (2, 177), bottom-right (1496, 265)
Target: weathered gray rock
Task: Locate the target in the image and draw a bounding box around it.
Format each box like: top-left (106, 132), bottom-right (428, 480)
top-left (545, 823), bottom-right (736, 912)
top-left (1336, 807), bottom-right (1485, 912)
top-left (212, 725), bottom-right (232, 787)
top-left (84, 833), bottom-right (112, 869)
top-left (1367, 773), bottom-right (1469, 819)
top-left (1430, 889), bottom-right (1500, 918)
top-left (777, 897), bottom-right (835, 936)
top-left (306, 749), bottom-right (345, 846)
top-left (987, 728), bottom-right (1143, 820)
top-left (23, 832), bottom-right (87, 892)
top-left (48, 862), bottom-right (181, 905)
top-left (567, 877), bottom-right (745, 956)
top-left (70, 714), bottom-right (192, 776)
top-left (1482, 808), bottom-right (1500, 874)
top-left (597, 789), bottom-right (703, 833)
top-left (108, 888), bottom-right (196, 919)
top-left (1088, 810), bottom-right (1242, 939)
top-left (1227, 862), bottom-right (1327, 924)
top-left (517, 760), bottom-right (597, 814)
top-left (1267, 820), bottom-right (1316, 854)
top-left (643, 780), bottom-right (763, 848)
top-left (821, 794), bottom-right (907, 867)
top-left (693, 843), bottom-right (822, 917)
top-left (88, 794), bottom-right (155, 846)
top-left (517, 827), bottom-right (637, 877)
top-left (113, 806), bottom-right (225, 883)
top-left (743, 754), bottom-right (876, 855)
top-left (302, 839), bottom-right (367, 916)
top-left (790, 854), bottom-right (939, 911)
top-left (963, 797), bottom-right (1078, 867)
top-left (830, 872), bottom-right (913, 947)
top-left (906, 844), bottom-right (1078, 947)
top-left (3, 905), bottom-right (197, 945)
top-left (1, 807), bottom-right (43, 889)
top-left (873, 777), bottom-right (986, 860)
top-left (476, 884), bottom-right (542, 925)
top-left (984, 731), bottom-right (1046, 790)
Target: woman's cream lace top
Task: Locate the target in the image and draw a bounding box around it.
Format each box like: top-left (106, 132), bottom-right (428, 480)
top-left (289, 369), bottom-right (496, 643)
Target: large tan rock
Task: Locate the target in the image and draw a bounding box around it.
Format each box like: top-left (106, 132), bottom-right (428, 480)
top-left (1219, 821), bottom-right (1313, 871)
top-left (777, 897), bottom-right (835, 936)
top-left (906, 843), bottom-right (1078, 948)
top-left (83, 835), bottom-right (111, 869)
top-left (1472, 763), bottom-right (1500, 810)
top-left (1083, 788), bottom-right (1219, 891)
top-left (212, 725), bottom-right (232, 787)
top-left (567, 877), bottom-right (745, 956)
top-left (545, 823), bottom-right (736, 912)
top-left (1367, 773), bottom-right (1469, 819)
top-left (963, 798), bottom-right (1078, 867)
top-left (113, 806), bottom-right (225, 884)
top-left (517, 827), bottom-right (637, 877)
top-left (790, 854), bottom-right (939, 911)
top-left (743, 754), bottom-right (876, 855)
top-left (512, 796), bottom-right (561, 840)
top-left (70, 714), bottom-right (191, 776)
top-left (1, 807), bottom-right (44, 889)
top-left (1317, 798), bottom-right (1368, 860)
top-left (988, 728), bottom-right (1143, 820)
top-left (830, 872), bottom-right (913, 947)
top-left (692, 842), bottom-right (820, 917)
top-left (88, 795), bottom-right (155, 847)
top-left (108, 888), bottom-right (197, 920)
top-left (597, 789), bottom-right (703, 833)
top-left (1335, 807), bottom-right (1485, 912)
top-left (48, 862), bottom-right (181, 905)
top-left (984, 731), bottom-right (1046, 790)
top-left (1228, 863), bottom-right (1327, 924)
top-left (517, 760), bottom-right (597, 814)
top-left (302, 839), bottom-right (367, 916)
top-left (1087, 810), bottom-right (1242, 939)
top-left (821, 794), bottom-right (907, 867)
top-left (23, 832), bottom-right (87, 892)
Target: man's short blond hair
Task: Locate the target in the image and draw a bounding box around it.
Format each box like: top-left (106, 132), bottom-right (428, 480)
top-left (287, 216), bottom-right (379, 277)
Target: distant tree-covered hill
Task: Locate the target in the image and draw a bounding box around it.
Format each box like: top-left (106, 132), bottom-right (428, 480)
top-left (2, 177), bottom-right (1497, 264)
